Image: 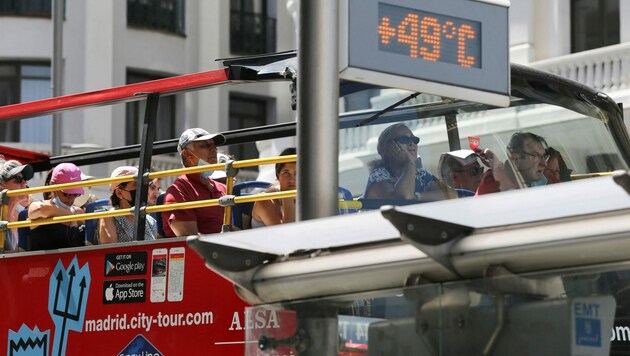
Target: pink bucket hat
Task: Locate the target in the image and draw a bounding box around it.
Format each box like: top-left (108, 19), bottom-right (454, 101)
top-left (50, 163), bottom-right (85, 194)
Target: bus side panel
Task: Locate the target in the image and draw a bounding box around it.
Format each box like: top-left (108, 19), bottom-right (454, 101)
top-left (0, 240), bottom-right (249, 355)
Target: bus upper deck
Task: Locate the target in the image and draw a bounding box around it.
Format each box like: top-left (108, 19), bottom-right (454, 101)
top-left (1, 50), bottom-right (630, 355)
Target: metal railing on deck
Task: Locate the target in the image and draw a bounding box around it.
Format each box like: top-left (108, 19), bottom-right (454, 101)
top-left (0, 154), bottom-right (329, 250)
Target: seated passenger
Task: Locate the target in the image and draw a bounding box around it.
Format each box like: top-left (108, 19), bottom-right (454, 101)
top-left (28, 163), bottom-right (86, 250)
top-left (98, 166), bottom-right (157, 244)
top-left (42, 168), bottom-right (93, 200)
top-left (438, 149), bottom-right (483, 195)
top-left (476, 132), bottom-right (549, 195)
top-left (148, 168), bottom-right (162, 207)
top-left (544, 147), bottom-right (572, 184)
top-left (0, 159), bottom-right (34, 252)
top-left (163, 128), bottom-right (227, 237)
top-left (364, 123), bottom-right (445, 201)
top-left (251, 147), bottom-right (296, 227)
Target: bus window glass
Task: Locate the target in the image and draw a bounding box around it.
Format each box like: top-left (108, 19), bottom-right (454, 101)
top-left (338, 89), bottom-right (629, 210)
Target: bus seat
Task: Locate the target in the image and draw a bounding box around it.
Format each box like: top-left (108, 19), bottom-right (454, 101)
top-left (586, 153), bottom-right (622, 173)
top-left (17, 209), bottom-right (29, 251)
top-left (231, 181), bottom-right (271, 230)
top-left (84, 199), bottom-right (111, 245)
top-left (150, 193), bottom-right (166, 238)
top-left (455, 188), bottom-right (476, 197)
top-left (338, 186), bottom-right (358, 214)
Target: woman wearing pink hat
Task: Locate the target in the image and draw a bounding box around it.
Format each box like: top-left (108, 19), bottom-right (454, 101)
top-left (97, 166), bottom-right (157, 244)
top-left (28, 163), bottom-right (86, 250)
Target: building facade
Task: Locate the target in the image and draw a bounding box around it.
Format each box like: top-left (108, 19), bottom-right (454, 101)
top-left (512, 0), bottom-right (630, 121)
top-left (0, 0), bottom-right (297, 185)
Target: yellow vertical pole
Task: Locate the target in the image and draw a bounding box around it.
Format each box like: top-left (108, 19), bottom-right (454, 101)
top-left (0, 195), bottom-right (7, 253)
top-left (223, 176), bottom-right (235, 226)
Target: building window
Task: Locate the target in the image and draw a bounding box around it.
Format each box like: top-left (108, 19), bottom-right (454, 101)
top-left (0, 0), bottom-right (51, 17)
top-left (571, 0), bottom-right (619, 52)
top-left (125, 71), bottom-right (177, 145)
top-left (229, 94), bottom-right (268, 170)
top-left (127, 0), bottom-right (185, 35)
top-left (0, 63), bottom-right (51, 143)
top-left (230, 0), bottom-right (276, 55)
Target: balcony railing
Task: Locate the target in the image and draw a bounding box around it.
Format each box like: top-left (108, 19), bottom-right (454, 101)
top-left (0, 0), bottom-right (51, 17)
top-left (127, 0), bottom-right (185, 36)
top-left (530, 42), bottom-right (630, 92)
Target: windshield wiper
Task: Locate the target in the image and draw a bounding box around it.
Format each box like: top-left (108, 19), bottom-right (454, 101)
top-left (357, 92), bottom-right (421, 127)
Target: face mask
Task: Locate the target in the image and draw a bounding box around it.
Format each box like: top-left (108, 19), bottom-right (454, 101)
top-left (128, 189), bottom-right (137, 207)
top-left (53, 196), bottom-right (71, 210)
top-left (120, 189), bottom-right (137, 207)
top-left (530, 175), bottom-right (548, 187)
top-left (189, 151), bottom-right (214, 179)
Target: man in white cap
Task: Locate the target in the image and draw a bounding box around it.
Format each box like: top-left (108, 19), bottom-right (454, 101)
top-left (162, 128), bottom-right (227, 237)
top-left (438, 149), bottom-right (484, 195)
top-left (28, 162), bottom-right (86, 250)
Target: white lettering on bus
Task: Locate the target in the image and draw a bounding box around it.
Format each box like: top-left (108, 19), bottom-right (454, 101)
top-left (612, 326), bottom-right (630, 341)
top-left (228, 310), bottom-right (280, 331)
top-left (84, 311), bottom-right (213, 333)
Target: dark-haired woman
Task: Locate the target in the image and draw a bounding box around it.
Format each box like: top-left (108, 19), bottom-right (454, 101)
top-left (544, 147), bottom-right (572, 184)
top-left (98, 166), bottom-right (157, 243)
top-left (251, 148), bottom-right (297, 227)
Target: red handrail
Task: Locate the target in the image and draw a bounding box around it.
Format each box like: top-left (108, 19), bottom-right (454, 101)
top-left (0, 68), bottom-right (231, 121)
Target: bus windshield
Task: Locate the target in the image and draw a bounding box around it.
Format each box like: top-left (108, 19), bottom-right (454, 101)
top-left (336, 66), bottom-right (629, 208)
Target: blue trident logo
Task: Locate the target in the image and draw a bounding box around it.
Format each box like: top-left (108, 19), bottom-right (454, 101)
top-left (47, 256), bottom-right (90, 356)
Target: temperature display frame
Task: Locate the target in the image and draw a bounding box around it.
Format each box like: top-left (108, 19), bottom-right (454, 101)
top-left (339, 0), bottom-right (510, 107)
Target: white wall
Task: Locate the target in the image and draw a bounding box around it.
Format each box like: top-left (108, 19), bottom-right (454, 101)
top-left (620, 1), bottom-right (630, 43)
top-left (0, 17), bottom-right (51, 59)
top-left (509, 0), bottom-right (534, 63)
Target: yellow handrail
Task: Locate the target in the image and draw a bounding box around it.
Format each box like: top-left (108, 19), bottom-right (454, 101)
top-left (230, 155), bottom-right (296, 170)
top-left (2, 154), bottom-right (317, 233)
top-left (570, 172), bottom-right (614, 180)
top-left (7, 190), bottom-right (362, 230)
top-left (7, 190), bottom-right (299, 230)
top-left (339, 200), bottom-right (363, 210)
top-left (9, 208), bottom-right (135, 229)
top-left (4, 154), bottom-right (297, 198)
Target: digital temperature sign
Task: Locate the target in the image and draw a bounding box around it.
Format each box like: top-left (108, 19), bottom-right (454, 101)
top-left (339, 0), bottom-right (510, 107)
top-left (378, 3), bottom-right (481, 68)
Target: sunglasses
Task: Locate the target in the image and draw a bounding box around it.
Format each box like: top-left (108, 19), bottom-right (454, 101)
top-left (8, 175), bottom-right (26, 184)
top-left (454, 166), bottom-right (485, 176)
top-left (60, 192), bottom-right (81, 198)
top-left (393, 135), bottom-right (420, 145)
top-left (521, 151), bottom-right (550, 161)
